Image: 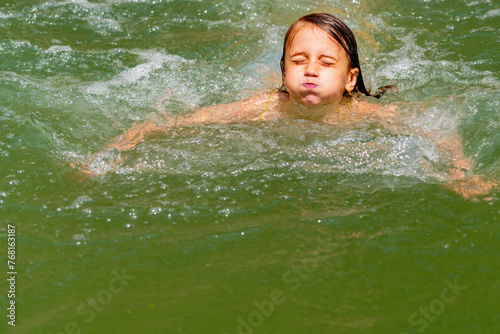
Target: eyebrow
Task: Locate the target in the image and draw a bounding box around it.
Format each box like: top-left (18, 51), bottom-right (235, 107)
top-left (289, 52), bottom-right (338, 60)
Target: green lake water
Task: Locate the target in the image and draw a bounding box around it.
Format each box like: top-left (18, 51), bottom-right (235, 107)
top-left (0, 0), bottom-right (499, 333)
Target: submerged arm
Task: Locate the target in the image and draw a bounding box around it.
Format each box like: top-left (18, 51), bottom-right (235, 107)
top-left (71, 91), bottom-right (273, 175)
top-left (109, 91), bottom-right (272, 151)
top-left (435, 132), bottom-right (473, 180)
top-left (371, 104), bottom-right (496, 200)
top-left (434, 132), bottom-right (497, 199)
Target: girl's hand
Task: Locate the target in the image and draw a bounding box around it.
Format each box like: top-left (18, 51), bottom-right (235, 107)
top-left (108, 124), bottom-right (149, 151)
top-left (70, 160), bottom-right (93, 177)
top-left (70, 147), bottom-right (126, 177)
top-left (444, 174), bottom-right (497, 200)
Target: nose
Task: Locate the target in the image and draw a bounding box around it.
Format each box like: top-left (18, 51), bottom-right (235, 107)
top-left (304, 61), bottom-right (319, 77)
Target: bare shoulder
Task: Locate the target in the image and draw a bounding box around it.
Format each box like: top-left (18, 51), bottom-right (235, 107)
top-left (323, 96), bottom-right (399, 127)
top-left (350, 97), bottom-right (397, 118)
top-left (179, 90), bottom-right (278, 125)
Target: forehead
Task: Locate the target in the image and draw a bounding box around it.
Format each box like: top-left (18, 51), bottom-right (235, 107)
top-left (286, 23), bottom-right (345, 55)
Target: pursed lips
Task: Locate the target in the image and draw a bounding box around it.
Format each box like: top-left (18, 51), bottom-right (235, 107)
top-left (302, 82), bottom-right (318, 88)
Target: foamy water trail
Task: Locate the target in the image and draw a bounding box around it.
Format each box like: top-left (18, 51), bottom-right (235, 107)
top-left (1, 0), bottom-right (497, 187)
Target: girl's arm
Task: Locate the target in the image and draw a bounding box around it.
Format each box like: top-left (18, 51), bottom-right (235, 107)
top-left (109, 91), bottom-right (274, 151)
top-left (435, 132), bottom-right (473, 180)
top-left (437, 133), bottom-right (497, 200)
top-left (71, 91), bottom-right (276, 175)
top-left (359, 103), bottom-right (496, 200)
top-left (420, 129), bottom-right (496, 199)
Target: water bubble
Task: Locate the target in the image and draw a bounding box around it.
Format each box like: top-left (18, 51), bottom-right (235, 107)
top-left (67, 195), bottom-right (93, 209)
top-left (149, 207), bottom-right (162, 215)
top-left (73, 234), bottom-right (86, 246)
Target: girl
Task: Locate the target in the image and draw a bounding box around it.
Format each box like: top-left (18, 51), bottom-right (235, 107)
top-left (74, 13), bottom-right (496, 199)
top-left (104, 13), bottom-right (394, 151)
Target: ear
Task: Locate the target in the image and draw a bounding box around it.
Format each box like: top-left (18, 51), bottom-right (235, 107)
top-left (345, 67), bottom-right (359, 93)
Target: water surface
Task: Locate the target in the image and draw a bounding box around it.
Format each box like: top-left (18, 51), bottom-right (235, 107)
top-left (0, 0), bottom-right (499, 333)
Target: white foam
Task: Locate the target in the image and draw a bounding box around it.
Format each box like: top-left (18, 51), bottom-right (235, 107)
top-left (113, 49), bottom-right (190, 86)
top-left (88, 17), bottom-right (123, 34)
top-left (481, 9), bottom-right (500, 19)
top-left (44, 45), bottom-right (74, 54)
top-left (0, 12), bottom-right (14, 19)
top-left (58, 0), bottom-right (99, 7)
top-left (84, 49), bottom-right (188, 97)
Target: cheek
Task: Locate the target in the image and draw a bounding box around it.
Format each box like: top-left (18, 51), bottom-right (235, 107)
top-left (282, 71), bottom-right (293, 87)
top-left (283, 67), bottom-right (298, 84)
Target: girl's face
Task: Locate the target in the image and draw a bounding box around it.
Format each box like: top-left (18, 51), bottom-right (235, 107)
top-left (282, 24), bottom-right (359, 107)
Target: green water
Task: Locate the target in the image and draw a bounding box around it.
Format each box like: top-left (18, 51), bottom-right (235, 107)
top-left (1, 0), bottom-right (499, 333)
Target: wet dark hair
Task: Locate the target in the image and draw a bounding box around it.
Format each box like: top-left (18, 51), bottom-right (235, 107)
top-left (280, 13), bottom-right (393, 98)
